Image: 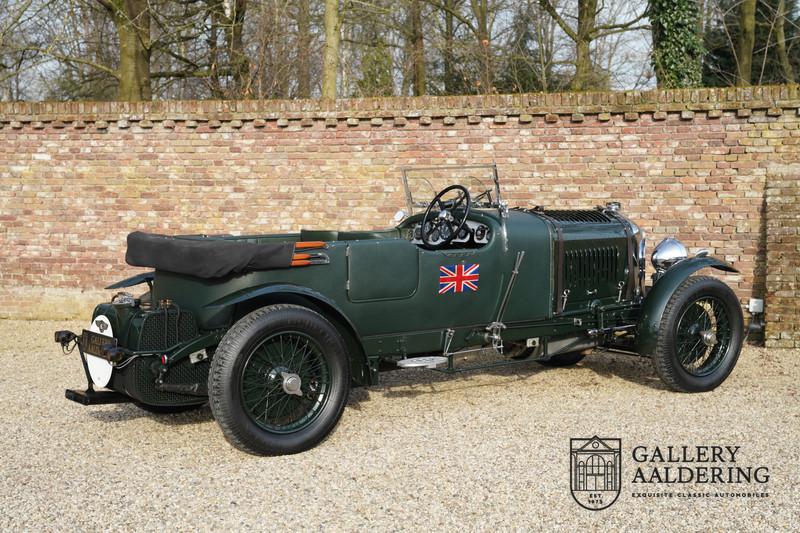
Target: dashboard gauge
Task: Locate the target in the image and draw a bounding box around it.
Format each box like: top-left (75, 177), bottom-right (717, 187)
top-left (458, 227), bottom-right (469, 240)
top-left (431, 229), bottom-right (440, 241)
top-left (439, 224), bottom-right (451, 240)
top-left (475, 225), bottom-right (487, 240)
top-left (414, 225), bottom-right (422, 240)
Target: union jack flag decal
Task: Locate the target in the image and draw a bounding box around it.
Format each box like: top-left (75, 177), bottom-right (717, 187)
top-left (439, 264), bottom-right (480, 294)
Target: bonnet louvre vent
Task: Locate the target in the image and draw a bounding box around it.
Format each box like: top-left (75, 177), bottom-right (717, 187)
top-left (544, 210), bottom-right (613, 224)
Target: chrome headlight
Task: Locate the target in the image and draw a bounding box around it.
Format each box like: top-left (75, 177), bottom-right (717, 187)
top-left (651, 237), bottom-right (688, 272)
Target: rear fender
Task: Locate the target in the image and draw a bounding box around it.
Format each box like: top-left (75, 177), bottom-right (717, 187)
top-left (105, 271), bottom-right (154, 289)
top-left (636, 257), bottom-right (739, 356)
top-left (205, 284), bottom-right (372, 386)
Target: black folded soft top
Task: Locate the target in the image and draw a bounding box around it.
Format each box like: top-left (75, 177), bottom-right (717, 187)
top-left (125, 231), bottom-right (295, 279)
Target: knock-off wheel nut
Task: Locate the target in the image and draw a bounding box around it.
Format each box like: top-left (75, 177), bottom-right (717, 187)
top-left (281, 372), bottom-right (303, 396)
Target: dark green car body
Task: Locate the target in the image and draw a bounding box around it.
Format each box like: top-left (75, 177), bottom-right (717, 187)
top-left (57, 167), bottom-right (744, 454)
top-left (81, 211), bottom-right (731, 404)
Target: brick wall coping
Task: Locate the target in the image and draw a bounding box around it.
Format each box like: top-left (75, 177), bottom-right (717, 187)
top-left (0, 85), bottom-right (798, 125)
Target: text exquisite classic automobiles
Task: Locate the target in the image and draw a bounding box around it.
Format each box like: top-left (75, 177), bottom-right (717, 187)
top-left (55, 165), bottom-right (745, 455)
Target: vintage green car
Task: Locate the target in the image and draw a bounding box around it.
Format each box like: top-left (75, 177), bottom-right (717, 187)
top-left (56, 165), bottom-right (745, 455)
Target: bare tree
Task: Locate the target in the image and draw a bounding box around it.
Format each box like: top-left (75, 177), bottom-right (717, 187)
top-left (322, 0), bottom-right (340, 99)
top-left (528, 0), bottom-right (564, 91)
top-left (410, 0), bottom-right (425, 95)
top-left (441, 0), bottom-right (463, 93)
top-left (597, 0), bottom-right (653, 89)
top-left (775, 0), bottom-right (795, 82)
top-left (538, 0), bottom-right (648, 90)
top-left (205, 0), bottom-right (248, 97)
top-left (426, 0), bottom-right (506, 93)
top-left (498, 0), bottom-right (570, 92)
top-left (244, 1), bottom-right (301, 99)
top-left (702, 0), bottom-right (799, 87)
top-left (97, 0), bottom-right (151, 100)
top-left (736, 0), bottom-right (757, 85)
top-left (1, 0), bottom-right (43, 100)
top-left (16, 0), bottom-right (796, 101)
top-left (296, 0), bottom-right (312, 97)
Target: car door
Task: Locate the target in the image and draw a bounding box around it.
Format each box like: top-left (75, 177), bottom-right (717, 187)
top-left (413, 242), bottom-right (504, 329)
top-left (345, 237), bottom-right (500, 326)
top-left (343, 215), bottom-right (507, 354)
top-left (346, 239), bottom-right (419, 303)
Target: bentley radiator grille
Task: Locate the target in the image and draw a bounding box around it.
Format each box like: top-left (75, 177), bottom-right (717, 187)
top-left (137, 309), bottom-right (198, 351)
top-left (565, 246), bottom-right (620, 287)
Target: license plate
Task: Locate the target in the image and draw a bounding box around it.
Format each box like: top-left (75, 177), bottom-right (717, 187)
top-left (81, 329), bottom-right (118, 359)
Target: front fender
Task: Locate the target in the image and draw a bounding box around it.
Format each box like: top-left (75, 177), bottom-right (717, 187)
top-left (636, 257), bottom-right (739, 356)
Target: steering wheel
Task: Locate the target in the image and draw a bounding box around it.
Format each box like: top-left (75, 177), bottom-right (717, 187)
top-left (421, 185), bottom-right (471, 249)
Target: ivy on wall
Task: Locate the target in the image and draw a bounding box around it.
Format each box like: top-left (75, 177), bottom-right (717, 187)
top-left (650, 0), bottom-right (705, 88)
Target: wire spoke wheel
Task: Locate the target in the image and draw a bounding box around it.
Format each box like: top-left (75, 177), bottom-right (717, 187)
top-left (675, 296), bottom-right (731, 377)
top-left (239, 331), bottom-right (331, 433)
top-left (210, 305), bottom-right (350, 455)
top-left (650, 275), bottom-right (744, 393)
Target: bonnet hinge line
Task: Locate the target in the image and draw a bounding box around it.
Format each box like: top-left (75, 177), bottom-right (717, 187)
top-left (533, 210), bottom-right (566, 314)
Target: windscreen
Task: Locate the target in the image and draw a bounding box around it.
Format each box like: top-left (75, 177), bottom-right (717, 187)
top-left (401, 165), bottom-right (500, 214)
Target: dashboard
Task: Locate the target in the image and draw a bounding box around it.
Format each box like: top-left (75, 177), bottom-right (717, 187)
top-left (409, 220), bottom-right (491, 247)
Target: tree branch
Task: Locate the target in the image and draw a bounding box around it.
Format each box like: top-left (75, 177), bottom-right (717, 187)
top-left (25, 46), bottom-right (119, 78)
top-left (590, 10), bottom-right (649, 38)
top-left (593, 23), bottom-right (650, 39)
top-left (538, 0), bottom-right (577, 42)
top-left (150, 68), bottom-right (231, 78)
top-left (93, 0), bottom-right (115, 14)
top-left (425, 0), bottom-right (478, 35)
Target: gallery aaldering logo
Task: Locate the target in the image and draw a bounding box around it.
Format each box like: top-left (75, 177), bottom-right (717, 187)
top-left (570, 437), bottom-right (771, 510)
top-left (570, 436), bottom-right (621, 511)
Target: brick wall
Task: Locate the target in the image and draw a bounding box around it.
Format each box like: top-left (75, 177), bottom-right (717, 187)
top-left (0, 86), bottom-right (798, 343)
top-left (765, 176), bottom-right (800, 348)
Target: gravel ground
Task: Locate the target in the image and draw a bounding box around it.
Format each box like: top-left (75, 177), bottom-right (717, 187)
top-left (0, 319), bottom-right (797, 532)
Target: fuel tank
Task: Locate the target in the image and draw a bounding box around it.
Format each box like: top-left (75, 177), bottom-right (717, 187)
top-left (89, 300), bottom-right (208, 406)
top-left (92, 300), bottom-right (199, 353)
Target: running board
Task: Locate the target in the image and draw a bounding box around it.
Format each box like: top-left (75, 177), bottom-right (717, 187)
top-left (396, 356), bottom-right (449, 369)
top-left (65, 388), bottom-right (134, 406)
top-left (395, 352), bottom-right (541, 374)
top-left (434, 356), bottom-right (543, 374)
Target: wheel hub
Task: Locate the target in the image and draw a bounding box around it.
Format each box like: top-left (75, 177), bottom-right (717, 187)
top-left (700, 329), bottom-right (717, 347)
top-left (280, 372), bottom-right (303, 396)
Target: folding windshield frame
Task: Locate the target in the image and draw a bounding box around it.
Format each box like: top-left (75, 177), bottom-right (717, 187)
top-left (400, 164), bottom-right (502, 215)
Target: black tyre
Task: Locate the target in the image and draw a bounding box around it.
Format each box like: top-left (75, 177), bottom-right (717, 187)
top-left (652, 276), bottom-right (743, 392)
top-left (536, 351), bottom-right (586, 367)
top-left (135, 402), bottom-right (205, 414)
top-left (209, 304), bottom-right (351, 455)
